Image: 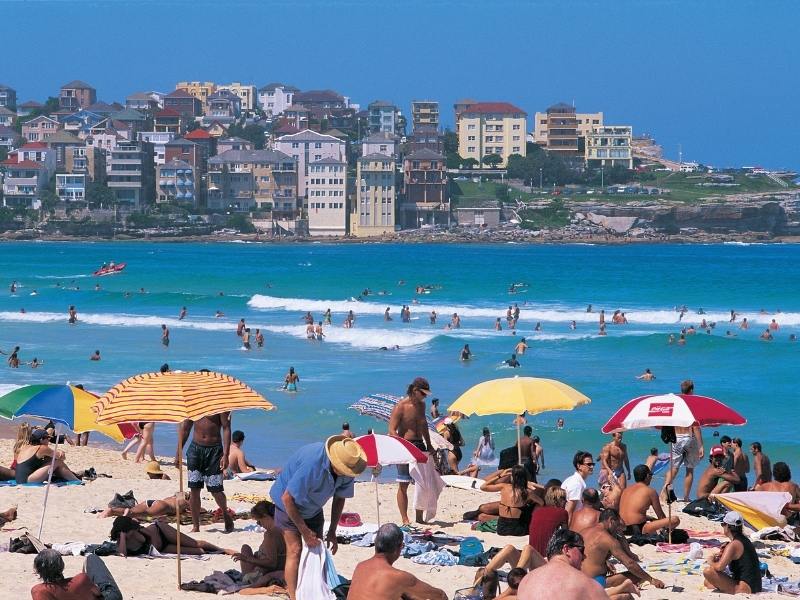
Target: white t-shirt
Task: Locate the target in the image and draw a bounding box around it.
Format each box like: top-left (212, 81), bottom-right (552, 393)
top-left (561, 471), bottom-right (587, 510)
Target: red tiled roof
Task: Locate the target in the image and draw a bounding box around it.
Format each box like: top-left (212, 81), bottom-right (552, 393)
top-left (2, 159), bottom-right (44, 168)
top-left (461, 102), bottom-right (526, 115)
top-left (185, 128), bottom-right (211, 139)
top-left (20, 142), bottom-right (48, 149)
top-left (275, 124), bottom-right (299, 134)
top-left (166, 88), bottom-right (195, 98)
top-left (156, 108), bottom-right (181, 118)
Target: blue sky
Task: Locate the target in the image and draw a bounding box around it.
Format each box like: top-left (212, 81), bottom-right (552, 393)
top-left (4, 0), bottom-right (799, 170)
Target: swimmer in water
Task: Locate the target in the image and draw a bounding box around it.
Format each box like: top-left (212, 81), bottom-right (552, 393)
top-left (637, 368), bottom-right (656, 381)
top-left (504, 354), bottom-right (520, 368)
top-left (2, 346), bottom-right (21, 368)
top-left (255, 328), bottom-right (264, 348)
top-left (586, 304), bottom-right (593, 313)
top-left (556, 418), bottom-right (565, 430)
top-left (179, 307), bottom-right (187, 320)
top-left (515, 338), bottom-right (528, 355)
top-left (237, 318), bottom-right (246, 336)
top-left (27, 357), bottom-right (44, 369)
top-left (494, 318), bottom-right (502, 331)
top-left (460, 344), bottom-right (471, 361)
top-left (429, 310), bottom-right (437, 324)
top-left (534, 322), bottom-right (542, 331)
top-left (598, 323), bottom-right (607, 336)
top-left (384, 307), bottom-right (392, 321)
top-left (242, 328), bottom-right (251, 350)
top-left (161, 324), bottom-right (170, 347)
top-left (68, 305), bottom-right (78, 324)
top-left (570, 320), bottom-right (577, 330)
top-left (668, 334), bottom-right (675, 344)
top-left (283, 367), bottom-right (299, 392)
top-left (215, 310), bottom-right (225, 318)
top-left (10, 281), bottom-right (17, 294)
top-left (90, 350), bottom-right (101, 361)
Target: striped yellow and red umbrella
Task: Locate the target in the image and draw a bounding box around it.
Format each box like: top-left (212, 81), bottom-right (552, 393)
top-left (94, 370), bottom-right (275, 425)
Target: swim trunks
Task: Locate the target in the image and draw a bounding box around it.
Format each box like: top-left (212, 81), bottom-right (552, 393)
top-left (612, 466), bottom-right (625, 479)
top-left (162, 337), bottom-right (169, 347)
top-left (670, 435), bottom-right (700, 469)
top-left (187, 441), bottom-right (224, 493)
top-left (286, 383), bottom-right (297, 392)
top-left (397, 440), bottom-right (427, 482)
top-left (593, 575), bottom-right (607, 587)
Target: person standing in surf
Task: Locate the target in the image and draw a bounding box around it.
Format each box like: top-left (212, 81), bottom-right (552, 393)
top-left (284, 367), bottom-right (299, 392)
top-left (161, 324), bottom-right (170, 348)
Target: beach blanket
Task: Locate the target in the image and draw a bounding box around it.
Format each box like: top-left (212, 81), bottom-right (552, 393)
top-left (0, 479), bottom-right (84, 487)
top-left (656, 540), bottom-right (722, 553)
top-left (411, 549), bottom-right (458, 566)
top-left (410, 459), bottom-right (445, 522)
top-left (234, 471), bottom-right (276, 481)
top-left (642, 558), bottom-right (705, 575)
top-left (147, 547), bottom-right (212, 560)
top-left (715, 491), bottom-right (792, 530)
top-left (229, 493), bottom-right (270, 503)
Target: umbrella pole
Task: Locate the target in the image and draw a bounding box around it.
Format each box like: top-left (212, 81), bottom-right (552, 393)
top-left (374, 476), bottom-right (381, 526)
top-left (38, 423), bottom-right (62, 539)
top-left (176, 434), bottom-right (183, 590)
top-left (667, 441), bottom-right (673, 544)
top-left (516, 421), bottom-right (522, 465)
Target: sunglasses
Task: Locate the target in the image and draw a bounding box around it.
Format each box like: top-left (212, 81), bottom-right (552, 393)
top-left (582, 462), bottom-right (595, 467)
top-left (569, 544), bottom-right (586, 556)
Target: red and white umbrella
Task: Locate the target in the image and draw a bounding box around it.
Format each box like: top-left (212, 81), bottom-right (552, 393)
top-left (356, 433), bottom-right (429, 467)
top-left (355, 434), bottom-right (428, 524)
top-left (601, 393), bottom-right (746, 433)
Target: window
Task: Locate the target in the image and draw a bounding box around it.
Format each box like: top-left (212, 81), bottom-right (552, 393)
top-left (467, 124), bottom-right (476, 130)
top-left (314, 142), bottom-right (322, 148)
top-left (291, 142), bottom-right (299, 148)
top-left (468, 146), bottom-right (476, 153)
top-left (315, 155), bottom-right (322, 160)
top-left (513, 146), bottom-right (521, 153)
top-left (485, 136), bottom-right (494, 142)
top-left (495, 136), bottom-right (504, 142)
top-left (468, 136), bottom-right (476, 141)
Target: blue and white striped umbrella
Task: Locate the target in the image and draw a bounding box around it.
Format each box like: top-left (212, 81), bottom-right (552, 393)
top-left (349, 393), bottom-right (452, 450)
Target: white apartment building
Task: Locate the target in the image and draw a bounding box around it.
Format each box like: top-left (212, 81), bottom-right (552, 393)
top-left (56, 173), bottom-right (86, 203)
top-left (257, 83), bottom-right (298, 116)
top-left (274, 129), bottom-right (346, 198)
top-left (307, 158), bottom-right (347, 236)
top-left (585, 125), bottom-right (633, 169)
top-left (138, 131), bottom-right (175, 165)
top-left (351, 153), bottom-right (396, 238)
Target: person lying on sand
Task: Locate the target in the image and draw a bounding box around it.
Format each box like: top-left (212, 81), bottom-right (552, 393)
top-left (111, 516), bottom-right (234, 557)
top-left (99, 493), bottom-right (190, 519)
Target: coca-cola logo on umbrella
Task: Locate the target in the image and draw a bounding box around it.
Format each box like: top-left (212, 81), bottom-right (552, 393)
top-left (648, 402), bottom-right (674, 417)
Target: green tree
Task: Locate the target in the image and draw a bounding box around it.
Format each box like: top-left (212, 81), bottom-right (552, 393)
top-left (85, 182), bottom-right (116, 209)
top-left (481, 154), bottom-right (503, 168)
top-left (461, 157), bottom-right (479, 169)
top-left (443, 129), bottom-right (458, 154)
top-left (227, 121), bottom-right (267, 149)
top-left (226, 213), bottom-right (255, 233)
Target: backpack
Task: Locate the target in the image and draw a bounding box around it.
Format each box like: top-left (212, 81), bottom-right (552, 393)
top-left (458, 537), bottom-right (485, 565)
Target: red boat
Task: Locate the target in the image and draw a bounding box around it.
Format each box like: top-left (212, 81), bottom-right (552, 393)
top-left (93, 262), bottom-right (127, 277)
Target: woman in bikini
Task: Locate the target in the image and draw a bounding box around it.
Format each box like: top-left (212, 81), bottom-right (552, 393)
top-left (13, 429), bottom-right (79, 484)
top-left (476, 465), bottom-right (543, 536)
top-left (100, 493), bottom-right (190, 519)
top-left (111, 516), bottom-right (232, 557)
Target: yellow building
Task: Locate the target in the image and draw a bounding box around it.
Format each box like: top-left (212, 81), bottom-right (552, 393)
top-left (351, 153), bottom-right (396, 237)
top-left (533, 107), bottom-right (603, 146)
top-left (218, 82), bottom-right (257, 111)
top-left (175, 81), bottom-right (217, 110)
top-left (455, 102), bottom-right (526, 168)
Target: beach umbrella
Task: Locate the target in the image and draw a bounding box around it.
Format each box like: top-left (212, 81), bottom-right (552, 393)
top-left (349, 393), bottom-right (453, 450)
top-left (94, 370), bottom-right (275, 589)
top-left (600, 393), bottom-right (746, 541)
top-left (447, 376), bottom-right (591, 463)
top-left (355, 433), bottom-right (428, 524)
top-left (714, 491), bottom-right (793, 531)
top-left (0, 384), bottom-right (139, 539)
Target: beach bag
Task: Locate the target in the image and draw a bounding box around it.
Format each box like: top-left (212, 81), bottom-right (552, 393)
top-left (683, 498), bottom-right (725, 518)
top-left (9, 535), bottom-right (37, 554)
top-left (458, 537), bottom-right (485, 565)
top-left (108, 490), bottom-right (136, 509)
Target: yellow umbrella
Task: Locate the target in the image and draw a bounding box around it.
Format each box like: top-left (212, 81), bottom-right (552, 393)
top-left (94, 370), bottom-right (275, 589)
top-left (448, 376), bottom-right (590, 463)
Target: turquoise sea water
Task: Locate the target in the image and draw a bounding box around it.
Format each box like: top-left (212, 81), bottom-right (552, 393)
top-left (1, 241), bottom-right (798, 492)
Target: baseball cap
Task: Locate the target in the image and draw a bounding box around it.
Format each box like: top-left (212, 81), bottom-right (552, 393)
top-left (723, 511), bottom-right (743, 527)
top-left (30, 429), bottom-right (50, 443)
top-left (411, 377), bottom-right (431, 395)
top-left (710, 445), bottom-right (725, 458)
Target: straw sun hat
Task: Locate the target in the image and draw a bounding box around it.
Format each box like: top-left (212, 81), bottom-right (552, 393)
top-left (325, 435), bottom-right (367, 478)
top-left (145, 460), bottom-right (164, 475)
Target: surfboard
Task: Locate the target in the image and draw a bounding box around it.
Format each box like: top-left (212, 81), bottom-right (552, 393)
top-left (441, 475), bottom-right (486, 491)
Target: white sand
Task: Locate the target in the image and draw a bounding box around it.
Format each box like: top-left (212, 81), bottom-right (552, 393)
top-left (0, 439), bottom-right (796, 599)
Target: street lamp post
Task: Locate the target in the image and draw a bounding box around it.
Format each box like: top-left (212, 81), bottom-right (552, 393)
top-left (539, 168), bottom-right (543, 190)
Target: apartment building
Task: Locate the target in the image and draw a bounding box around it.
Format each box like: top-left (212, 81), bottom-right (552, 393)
top-left (407, 125), bottom-right (444, 154)
top-left (106, 140), bottom-right (155, 210)
top-left (126, 91), bottom-right (164, 112)
top-left (175, 81), bottom-right (216, 110)
top-left (0, 84), bottom-right (17, 110)
top-left (257, 83), bottom-right (298, 116)
top-left (206, 90), bottom-right (241, 119)
top-left (56, 173), bottom-right (86, 203)
top-left (154, 108), bottom-right (184, 134)
top-left (307, 158), bottom-right (347, 236)
top-left (411, 100), bottom-right (439, 131)
top-left (156, 158), bottom-right (198, 207)
top-left (65, 145), bottom-right (105, 183)
top-left (163, 89), bottom-right (202, 118)
top-left (0, 125), bottom-right (17, 152)
top-left (456, 102), bottom-right (527, 167)
top-left (351, 153), bottom-right (396, 238)
top-left (45, 130), bottom-right (84, 169)
top-left (59, 80), bottom-right (96, 111)
top-left (1, 143), bottom-right (56, 209)
top-left (585, 125), bottom-right (633, 169)
top-left (0, 106), bottom-right (14, 127)
top-left (368, 100), bottom-right (400, 135)
top-left (400, 148), bottom-right (449, 228)
top-left (217, 82), bottom-right (257, 111)
top-left (274, 129), bottom-right (346, 198)
top-left (361, 132), bottom-right (397, 158)
top-left (207, 149), bottom-right (297, 214)
top-left (22, 115), bottom-right (60, 142)
top-left (533, 104), bottom-right (603, 149)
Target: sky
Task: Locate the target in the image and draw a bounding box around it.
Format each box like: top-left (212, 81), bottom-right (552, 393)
top-left (3, 0), bottom-right (799, 170)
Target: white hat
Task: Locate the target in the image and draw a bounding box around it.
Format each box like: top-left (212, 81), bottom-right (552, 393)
top-left (722, 511), bottom-right (743, 527)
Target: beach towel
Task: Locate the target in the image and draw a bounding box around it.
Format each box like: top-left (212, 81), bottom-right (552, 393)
top-left (642, 558), bottom-right (705, 575)
top-left (296, 543), bottom-right (335, 600)
top-left (146, 547), bottom-right (211, 560)
top-left (0, 479), bottom-right (84, 487)
top-left (715, 491), bottom-right (792, 530)
top-left (473, 519), bottom-right (498, 533)
top-left (656, 540), bottom-right (722, 553)
top-left (411, 549), bottom-right (458, 566)
top-left (229, 493), bottom-right (270, 503)
top-left (410, 459), bottom-right (445, 522)
top-left (234, 470), bottom-right (276, 481)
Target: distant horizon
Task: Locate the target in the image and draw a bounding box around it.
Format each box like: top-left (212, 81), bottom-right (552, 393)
top-left (3, 0), bottom-right (798, 171)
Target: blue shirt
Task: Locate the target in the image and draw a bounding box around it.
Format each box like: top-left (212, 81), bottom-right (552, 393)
top-left (270, 442), bottom-right (355, 518)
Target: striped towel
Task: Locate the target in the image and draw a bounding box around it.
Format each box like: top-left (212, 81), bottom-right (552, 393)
top-left (643, 558), bottom-right (705, 574)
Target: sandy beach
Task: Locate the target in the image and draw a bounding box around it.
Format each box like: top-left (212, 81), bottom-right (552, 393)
top-left (0, 439), bottom-right (797, 599)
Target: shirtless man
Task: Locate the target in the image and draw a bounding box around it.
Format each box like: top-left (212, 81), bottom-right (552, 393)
top-left (161, 324), bottom-right (169, 348)
top-left (755, 462), bottom-right (800, 520)
top-left (663, 379), bottom-right (704, 502)
top-left (349, 523), bottom-right (446, 600)
top-left (570, 488), bottom-right (603, 534)
top-left (696, 446), bottom-right (740, 499)
top-left (388, 377), bottom-right (434, 525)
top-left (179, 410), bottom-right (234, 532)
top-left (619, 465), bottom-right (680, 535)
top-left (600, 433), bottom-right (631, 490)
top-left (237, 318), bottom-right (246, 336)
top-left (518, 529), bottom-right (612, 600)
top-left (515, 338), bottom-right (528, 355)
top-left (644, 448), bottom-right (659, 472)
top-left (636, 369), bottom-right (655, 381)
top-left (229, 430), bottom-right (256, 474)
top-left (732, 438), bottom-right (750, 491)
top-left (68, 305), bottom-right (78, 324)
top-left (750, 441), bottom-right (771, 488)
top-left (179, 306), bottom-right (187, 320)
top-left (581, 508), bottom-right (665, 591)
top-left (341, 422), bottom-right (354, 439)
top-left (518, 426), bottom-right (536, 482)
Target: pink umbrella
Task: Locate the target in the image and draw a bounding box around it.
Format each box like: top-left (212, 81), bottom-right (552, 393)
top-left (355, 434), bottom-right (428, 524)
top-left (601, 393), bottom-right (746, 542)
top-left (601, 393), bottom-right (747, 433)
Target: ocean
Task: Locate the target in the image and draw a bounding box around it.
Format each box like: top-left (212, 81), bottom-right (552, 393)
top-left (1, 241), bottom-right (798, 493)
